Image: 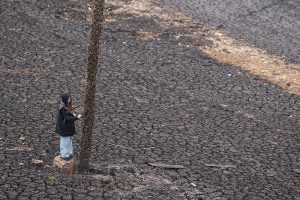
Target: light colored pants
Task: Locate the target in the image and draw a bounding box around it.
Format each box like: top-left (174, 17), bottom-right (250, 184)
top-left (60, 136), bottom-right (73, 158)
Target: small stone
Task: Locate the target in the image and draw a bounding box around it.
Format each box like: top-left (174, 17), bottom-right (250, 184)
top-left (31, 159), bottom-right (43, 167)
top-left (220, 104), bottom-right (229, 108)
top-left (222, 48), bottom-right (230, 53)
top-left (87, 186), bottom-right (96, 191)
top-left (19, 162), bottom-right (24, 166)
top-left (53, 156), bottom-right (75, 174)
top-left (191, 183), bottom-right (197, 187)
top-left (19, 136), bottom-right (25, 141)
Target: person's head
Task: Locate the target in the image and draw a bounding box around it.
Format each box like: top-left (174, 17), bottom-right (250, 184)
top-left (61, 93), bottom-right (72, 111)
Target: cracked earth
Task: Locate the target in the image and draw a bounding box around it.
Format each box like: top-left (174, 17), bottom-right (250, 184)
top-left (0, 0), bottom-right (299, 199)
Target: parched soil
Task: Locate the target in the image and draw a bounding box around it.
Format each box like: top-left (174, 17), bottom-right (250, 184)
top-left (0, 0), bottom-right (299, 199)
top-left (113, 0), bottom-right (300, 94)
top-left (160, 0), bottom-right (300, 65)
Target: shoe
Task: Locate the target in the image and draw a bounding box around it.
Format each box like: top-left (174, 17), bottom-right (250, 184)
top-left (61, 156), bottom-right (72, 161)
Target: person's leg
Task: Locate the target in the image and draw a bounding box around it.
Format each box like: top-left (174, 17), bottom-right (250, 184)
top-left (69, 136), bottom-right (73, 156)
top-left (60, 136), bottom-right (70, 158)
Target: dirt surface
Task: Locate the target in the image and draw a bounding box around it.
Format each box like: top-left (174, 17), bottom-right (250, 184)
top-left (110, 0), bottom-right (300, 95)
top-left (159, 0), bottom-right (300, 65)
top-left (1, 0), bottom-right (300, 199)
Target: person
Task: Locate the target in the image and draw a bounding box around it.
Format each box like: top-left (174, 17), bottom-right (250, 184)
top-left (55, 93), bottom-right (81, 160)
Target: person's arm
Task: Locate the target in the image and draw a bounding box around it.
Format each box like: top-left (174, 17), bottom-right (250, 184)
top-left (60, 107), bottom-right (78, 123)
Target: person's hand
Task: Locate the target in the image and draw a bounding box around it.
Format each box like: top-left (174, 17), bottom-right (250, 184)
top-left (77, 114), bottom-right (82, 119)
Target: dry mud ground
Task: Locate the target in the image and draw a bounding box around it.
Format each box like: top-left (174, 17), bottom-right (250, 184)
top-left (0, 0), bottom-right (299, 199)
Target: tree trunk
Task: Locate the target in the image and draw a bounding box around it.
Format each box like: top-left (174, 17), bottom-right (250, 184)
top-left (78, 0), bottom-right (105, 172)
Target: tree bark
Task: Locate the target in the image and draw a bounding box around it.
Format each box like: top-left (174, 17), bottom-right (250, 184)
top-left (78, 0), bottom-right (105, 172)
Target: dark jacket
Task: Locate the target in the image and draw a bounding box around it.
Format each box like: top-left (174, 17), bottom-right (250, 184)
top-left (55, 94), bottom-right (78, 137)
top-left (55, 107), bottom-right (78, 137)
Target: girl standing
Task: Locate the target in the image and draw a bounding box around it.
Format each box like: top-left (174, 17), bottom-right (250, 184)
top-left (55, 93), bottom-right (81, 160)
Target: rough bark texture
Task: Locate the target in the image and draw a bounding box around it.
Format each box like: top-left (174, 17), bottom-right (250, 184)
top-left (78, 0), bottom-right (105, 172)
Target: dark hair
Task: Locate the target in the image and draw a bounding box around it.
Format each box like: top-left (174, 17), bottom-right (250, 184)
top-left (61, 93), bottom-right (73, 111)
